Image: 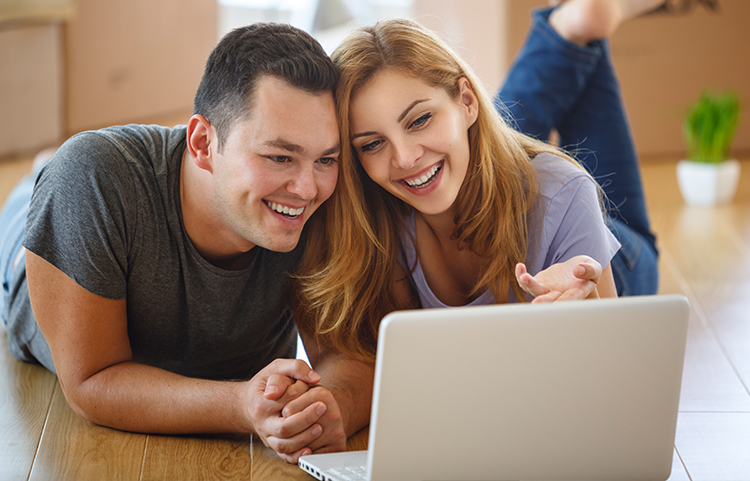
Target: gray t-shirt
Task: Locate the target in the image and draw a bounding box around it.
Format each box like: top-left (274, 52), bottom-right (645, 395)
top-left (9, 124), bottom-right (300, 380)
top-left (402, 153), bottom-right (621, 308)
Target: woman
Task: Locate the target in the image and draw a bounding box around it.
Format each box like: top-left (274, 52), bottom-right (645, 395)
top-left (295, 0), bottom-right (659, 363)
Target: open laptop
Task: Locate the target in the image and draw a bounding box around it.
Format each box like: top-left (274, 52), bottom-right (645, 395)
top-left (299, 294), bottom-right (690, 481)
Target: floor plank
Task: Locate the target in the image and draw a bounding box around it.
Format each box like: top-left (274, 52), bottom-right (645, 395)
top-left (0, 331), bottom-right (56, 481)
top-left (141, 433), bottom-right (252, 481)
top-left (28, 383), bottom-right (147, 481)
top-left (654, 242), bottom-right (750, 412)
top-left (678, 309), bottom-right (750, 412)
top-left (251, 436), bottom-right (310, 481)
top-left (675, 412), bottom-right (750, 481)
top-left (689, 281), bottom-right (750, 395)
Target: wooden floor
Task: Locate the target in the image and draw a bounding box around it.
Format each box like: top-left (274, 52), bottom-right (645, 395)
top-left (1, 153), bottom-right (749, 480)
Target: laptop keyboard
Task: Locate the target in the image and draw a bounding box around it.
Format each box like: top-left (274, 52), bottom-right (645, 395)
top-left (326, 465), bottom-right (368, 480)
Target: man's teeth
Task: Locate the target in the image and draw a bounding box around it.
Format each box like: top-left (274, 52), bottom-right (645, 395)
top-left (268, 201), bottom-right (304, 217)
top-left (405, 163), bottom-right (441, 188)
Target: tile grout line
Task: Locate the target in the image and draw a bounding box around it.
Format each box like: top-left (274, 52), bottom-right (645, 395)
top-left (26, 380), bottom-right (58, 481)
top-left (661, 247), bottom-right (750, 399)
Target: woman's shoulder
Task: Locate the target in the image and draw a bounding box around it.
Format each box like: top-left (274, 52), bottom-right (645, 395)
top-left (531, 152), bottom-right (594, 199)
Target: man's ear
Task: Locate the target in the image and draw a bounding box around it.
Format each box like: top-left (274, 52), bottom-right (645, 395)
top-left (458, 77), bottom-right (479, 128)
top-left (186, 114), bottom-right (216, 173)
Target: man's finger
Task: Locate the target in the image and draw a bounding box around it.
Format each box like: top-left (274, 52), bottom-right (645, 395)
top-left (265, 422), bottom-right (324, 458)
top-left (267, 358), bottom-right (321, 385)
top-left (264, 373), bottom-right (296, 400)
top-left (277, 446), bottom-right (313, 464)
top-left (279, 401), bottom-right (327, 436)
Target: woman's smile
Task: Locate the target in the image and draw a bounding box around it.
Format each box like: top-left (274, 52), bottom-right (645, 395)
top-left (401, 160), bottom-right (443, 189)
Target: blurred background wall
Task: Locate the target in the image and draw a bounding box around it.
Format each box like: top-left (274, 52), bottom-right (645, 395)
top-left (1, 0), bottom-right (748, 160)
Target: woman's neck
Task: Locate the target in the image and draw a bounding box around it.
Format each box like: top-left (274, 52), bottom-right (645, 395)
top-left (415, 206), bottom-right (457, 246)
top-left (414, 208), bottom-right (485, 306)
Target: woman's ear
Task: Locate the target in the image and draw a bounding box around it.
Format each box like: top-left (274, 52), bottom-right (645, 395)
top-left (186, 114), bottom-right (216, 173)
top-left (458, 77), bottom-right (479, 128)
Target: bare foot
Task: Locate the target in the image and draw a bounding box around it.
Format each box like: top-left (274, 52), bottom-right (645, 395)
top-left (549, 0), bottom-right (665, 45)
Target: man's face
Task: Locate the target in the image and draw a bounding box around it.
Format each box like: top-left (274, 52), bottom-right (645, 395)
top-left (210, 75), bottom-right (340, 253)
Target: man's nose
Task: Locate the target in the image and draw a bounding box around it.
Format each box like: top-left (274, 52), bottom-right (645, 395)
top-left (286, 163), bottom-right (318, 200)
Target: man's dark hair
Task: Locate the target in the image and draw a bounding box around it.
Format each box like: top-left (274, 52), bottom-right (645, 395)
top-left (193, 23), bottom-right (338, 150)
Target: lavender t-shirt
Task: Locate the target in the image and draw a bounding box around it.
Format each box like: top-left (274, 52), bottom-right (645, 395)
top-left (401, 153), bottom-right (621, 308)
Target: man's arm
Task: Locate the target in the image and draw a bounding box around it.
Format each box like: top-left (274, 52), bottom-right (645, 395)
top-left (26, 251), bottom-right (325, 440)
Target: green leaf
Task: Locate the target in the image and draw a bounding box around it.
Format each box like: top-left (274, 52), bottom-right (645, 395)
top-left (683, 90), bottom-right (740, 164)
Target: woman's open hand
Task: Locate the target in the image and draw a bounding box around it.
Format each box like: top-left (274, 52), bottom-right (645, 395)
top-left (515, 255), bottom-right (602, 303)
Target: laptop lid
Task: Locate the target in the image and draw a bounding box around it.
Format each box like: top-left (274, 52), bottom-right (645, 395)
top-left (300, 294), bottom-right (689, 481)
top-left (367, 294), bottom-right (689, 481)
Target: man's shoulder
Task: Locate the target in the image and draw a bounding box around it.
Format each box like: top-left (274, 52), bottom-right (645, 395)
top-left (46, 124), bottom-right (187, 183)
top-left (66, 124), bottom-right (186, 160)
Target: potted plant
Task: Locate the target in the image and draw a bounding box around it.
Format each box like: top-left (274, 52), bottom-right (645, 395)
top-left (677, 90), bottom-right (741, 206)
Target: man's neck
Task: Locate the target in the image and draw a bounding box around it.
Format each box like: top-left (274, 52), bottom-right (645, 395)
top-left (179, 148), bottom-right (255, 270)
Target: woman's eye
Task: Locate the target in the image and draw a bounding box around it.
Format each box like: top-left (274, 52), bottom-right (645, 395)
top-left (409, 113), bottom-right (432, 129)
top-left (360, 140), bottom-right (382, 153)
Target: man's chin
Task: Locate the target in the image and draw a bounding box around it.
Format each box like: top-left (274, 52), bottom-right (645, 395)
top-left (262, 233), bottom-right (302, 253)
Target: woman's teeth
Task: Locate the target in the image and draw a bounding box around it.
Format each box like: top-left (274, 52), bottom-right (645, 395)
top-left (267, 201), bottom-right (304, 218)
top-left (405, 163), bottom-right (442, 188)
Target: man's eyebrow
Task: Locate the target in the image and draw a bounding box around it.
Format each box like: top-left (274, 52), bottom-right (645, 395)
top-left (352, 99), bottom-right (430, 140)
top-left (322, 145), bottom-right (341, 156)
top-left (263, 139), bottom-right (340, 157)
top-left (263, 139), bottom-right (304, 154)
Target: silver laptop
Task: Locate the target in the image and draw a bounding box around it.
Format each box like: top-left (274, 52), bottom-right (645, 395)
top-left (299, 294), bottom-right (690, 481)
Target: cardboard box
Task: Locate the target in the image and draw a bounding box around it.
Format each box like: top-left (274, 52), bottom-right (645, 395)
top-left (64, 0), bottom-right (217, 134)
top-left (0, 22), bottom-right (63, 158)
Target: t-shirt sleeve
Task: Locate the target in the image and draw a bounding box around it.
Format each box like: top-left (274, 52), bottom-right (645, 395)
top-left (533, 157), bottom-right (621, 274)
top-left (23, 132), bottom-right (135, 300)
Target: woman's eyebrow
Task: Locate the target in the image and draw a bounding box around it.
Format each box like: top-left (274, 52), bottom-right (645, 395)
top-left (398, 99), bottom-right (430, 123)
top-left (352, 131), bottom-right (377, 140)
top-left (351, 98), bottom-right (431, 140)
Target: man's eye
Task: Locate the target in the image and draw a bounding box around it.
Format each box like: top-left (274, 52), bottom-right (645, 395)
top-left (409, 112), bottom-right (432, 129)
top-left (360, 140), bottom-right (382, 153)
top-left (318, 157), bottom-right (337, 165)
top-left (270, 156), bottom-right (291, 163)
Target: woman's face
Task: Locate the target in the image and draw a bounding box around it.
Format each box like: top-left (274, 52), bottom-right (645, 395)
top-left (349, 69), bottom-right (478, 217)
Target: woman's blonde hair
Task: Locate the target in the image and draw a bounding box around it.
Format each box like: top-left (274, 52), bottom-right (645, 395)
top-left (294, 18), bottom-right (583, 362)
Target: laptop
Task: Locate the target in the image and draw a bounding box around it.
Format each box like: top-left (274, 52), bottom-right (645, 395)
top-left (299, 294), bottom-right (690, 481)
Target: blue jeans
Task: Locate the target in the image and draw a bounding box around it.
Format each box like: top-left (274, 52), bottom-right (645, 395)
top-left (496, 7), bottom-right (658, 296)
top-left (0, 170), bottom-right (37, 326)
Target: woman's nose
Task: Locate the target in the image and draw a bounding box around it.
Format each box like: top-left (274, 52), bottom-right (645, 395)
top-left (391, 137), bottom-right (422, 170)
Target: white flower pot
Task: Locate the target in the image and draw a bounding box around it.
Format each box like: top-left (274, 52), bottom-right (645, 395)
top-left (676, 158), bottom-right (740, 207)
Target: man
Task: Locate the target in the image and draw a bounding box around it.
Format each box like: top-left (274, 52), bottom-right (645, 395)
top-left (0, 23), bottom-right (372, 463)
